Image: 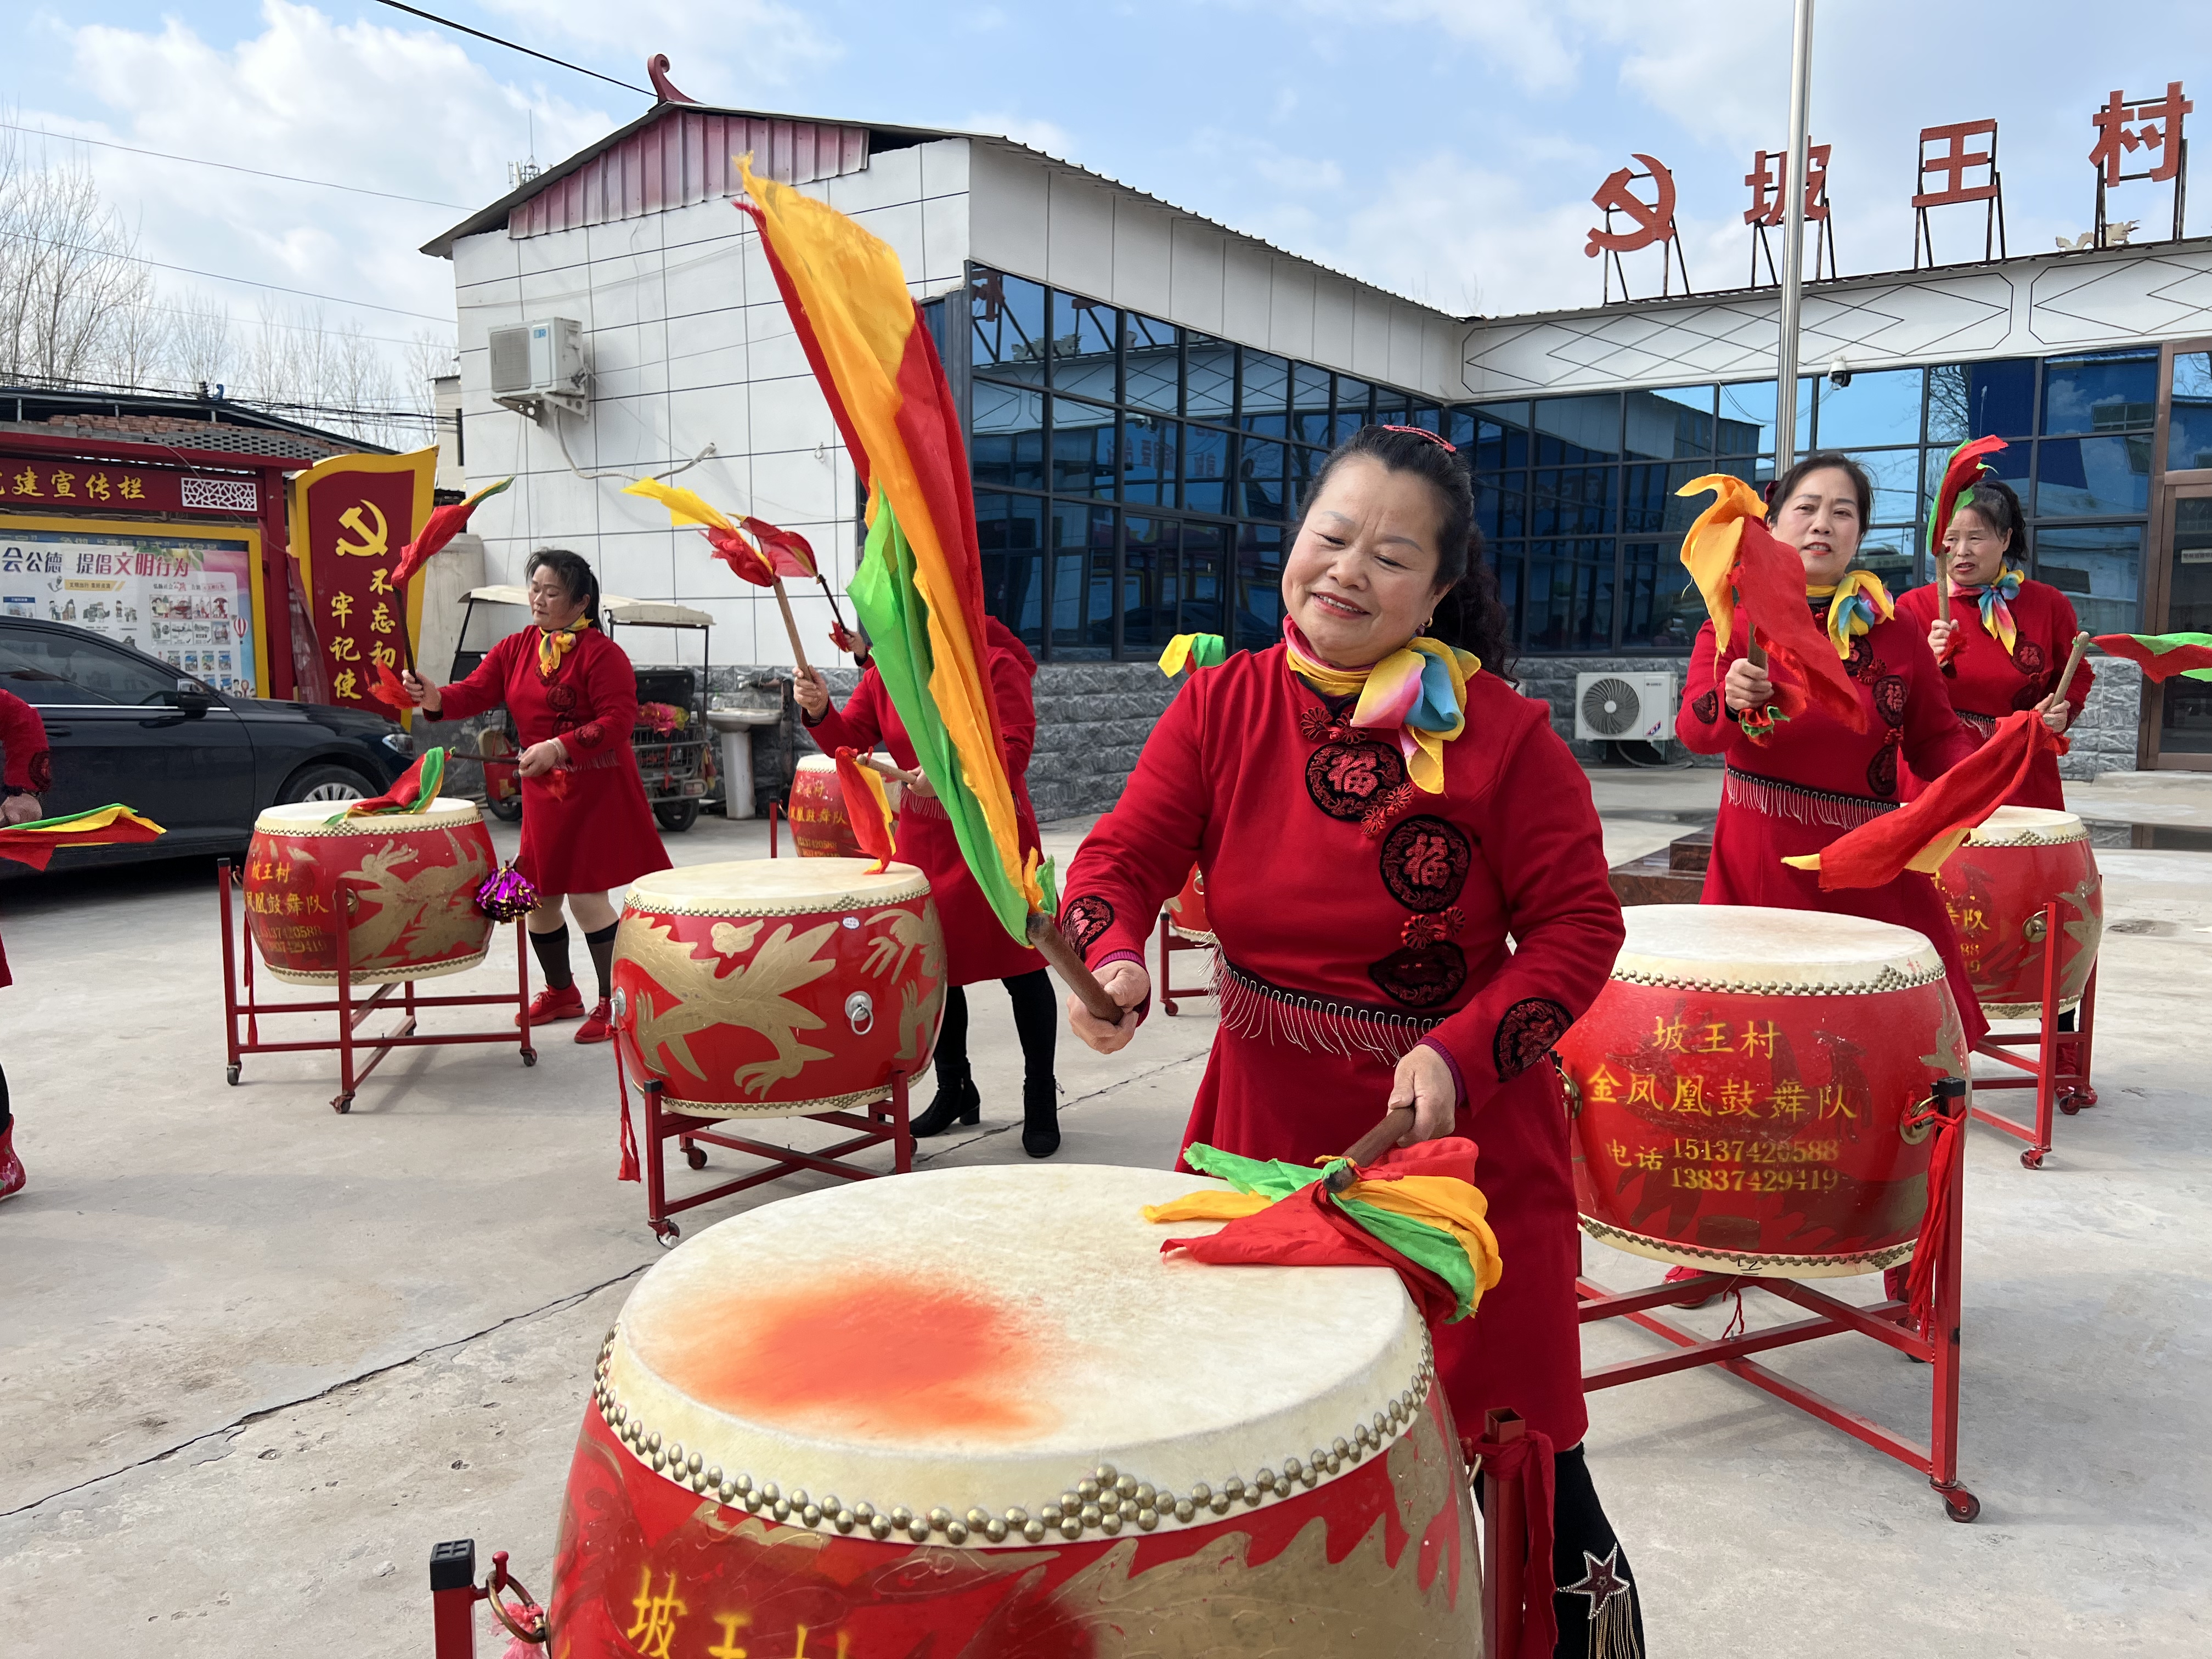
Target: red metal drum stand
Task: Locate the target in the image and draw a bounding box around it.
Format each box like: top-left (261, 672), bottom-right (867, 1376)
top-left (216, 859), bottom-right (536, 1113)
top-left (614, 1057), bottom-right (913, 1246)
top-left (1966, 900), bottom-right (2099, 1170)
top-left (1156, 912), bottom-right (1215, 1015)
top-left (1577, 1080), bottom-right (1978, 1522)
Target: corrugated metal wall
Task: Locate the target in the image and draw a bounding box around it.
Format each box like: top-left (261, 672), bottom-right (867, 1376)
top-left (509, 111), bottom-right (871, 239)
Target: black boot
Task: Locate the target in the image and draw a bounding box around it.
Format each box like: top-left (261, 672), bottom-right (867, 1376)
top-left (912, 1065), bottom-right (980, 1137)
top-left (1022, 1077), bottom-right (1060, 1159)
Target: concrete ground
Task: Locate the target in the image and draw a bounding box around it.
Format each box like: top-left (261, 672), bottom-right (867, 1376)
top-left (1, 766), bottom-right (2205, 1656)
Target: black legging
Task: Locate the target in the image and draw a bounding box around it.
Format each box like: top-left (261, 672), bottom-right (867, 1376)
top-left (0, 1060), bottom-right (10, 1136)
top-left (1478, 1443), bottom-right (1645, 1659)
top-left (935, 970), bottom-right (1056, 1085)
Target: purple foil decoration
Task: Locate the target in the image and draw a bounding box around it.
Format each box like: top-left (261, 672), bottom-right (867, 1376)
top-left (475, 861), bottom-right (540, 921)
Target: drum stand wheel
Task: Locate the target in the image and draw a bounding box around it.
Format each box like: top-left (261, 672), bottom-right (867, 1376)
top-left (682, 1139), bottom-right (708, 1170)
top-left (1966, 902), bottom-right (2099, 1170)
top-left (1155, 912), bottom-right (1216, 1017)
top-left (1579, 1084), bottom-right (1978, 1522)
top-left (216, 860), bottom-right (539, 1110)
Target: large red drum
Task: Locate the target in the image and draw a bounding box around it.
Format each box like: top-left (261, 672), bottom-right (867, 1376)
top-left (611, 859), bottom-right (945, 1116)
top-left (553, 1164), bottom-right (1480, 1655)
top-left (787, 754), bottom-right (864, 858)
top-left (1934, 805), bottom-right (2102, 1018)
top-left (244, 799), bottom-right (495, 985)
top-left (1165, 864), bottom-right (1215, 944)
top-left (1560, 905), bottom-right (1970, 1279)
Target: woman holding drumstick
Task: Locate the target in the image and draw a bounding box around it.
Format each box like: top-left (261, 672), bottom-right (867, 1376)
top-left (401, 549), bottom-right (669, 1042)
top-left (1056, 426), bottom-right (1641, 1656)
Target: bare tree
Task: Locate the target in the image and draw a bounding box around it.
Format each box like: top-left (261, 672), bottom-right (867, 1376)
top-left (168, 296), bottom-right (234, 391)
top-left (0, 127), bottom-right (156, 386)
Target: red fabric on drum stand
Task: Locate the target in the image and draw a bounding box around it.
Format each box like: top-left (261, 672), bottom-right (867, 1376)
top-left (1463, 1426), bottom-right (1558, 1659)
top-left (1906, 1104), bottom-right (1963, 1338)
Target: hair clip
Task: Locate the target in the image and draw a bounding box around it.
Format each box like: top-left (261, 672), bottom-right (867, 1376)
top-left (1379, 425), bottom-right (1457, 453)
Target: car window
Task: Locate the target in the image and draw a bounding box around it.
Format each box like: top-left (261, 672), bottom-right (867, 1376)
top-left (0, 627), bottom-right (190, 706)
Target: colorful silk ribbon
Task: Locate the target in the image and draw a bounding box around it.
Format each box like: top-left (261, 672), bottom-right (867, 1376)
top-left (536, 618), bottom-right (592, 679)
top-left (1808, 571), bottom-right (1894, 659)
top-left (1157, 633), bottom-right (1228, 676)
top-left (1280, 620), bottom-right (1481, 794)
top-left (1954, 566), bottom-right (2022, 656)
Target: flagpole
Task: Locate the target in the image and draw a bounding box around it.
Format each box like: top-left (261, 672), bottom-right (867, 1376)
top-left (1754, 0), bottom-right (1818, 679)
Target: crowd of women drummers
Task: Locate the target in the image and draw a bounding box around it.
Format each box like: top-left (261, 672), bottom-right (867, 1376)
top-left (0, 422), bottom-right (2083, 1659)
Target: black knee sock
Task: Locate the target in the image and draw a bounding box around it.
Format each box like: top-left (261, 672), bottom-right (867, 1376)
top-left (583, 922), bottom-right (618, 1003)
top-left (1003, 969), bottom-right (1057, 1087)
top-left (528, 923), bottom-right (574, 990)
top-left (1550, 1443), bottom-right (1644, 1659)
top-left (0, 1060), bottom-right (11, 1137)
top-left (935, 985), bottom-right (970, 1083)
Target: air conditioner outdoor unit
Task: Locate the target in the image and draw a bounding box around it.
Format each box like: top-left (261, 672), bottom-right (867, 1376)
top-left (488, 317), bottom-right (588, 421)
top-left (1573, 671), bottom-right (1677, 743)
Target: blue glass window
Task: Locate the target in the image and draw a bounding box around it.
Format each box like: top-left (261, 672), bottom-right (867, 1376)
top-left (1121, 415), bottom-right (1178, 507)
top-left (1472, 416), bottom-right (1528, 472)
top-left (1624, 386), bottom-right (1716, 460)
top-left (1234, 524), bottom-right (1285, 652)
top-left (1718, 379), bottom-right (1814, 455)
top-left (1051, 291), bottom-right (1118, 399)
top-left (2032, 524), bottom-right (2142, 635)
top-left (1184, 426), bottom-right (1229, 515)
top-left (1293, 364), bottom-right (1333, 445)
top-left (2036, 436), bottom-right (2152, 517)
top-left (1286, 444), bottom-right (1321, 520)
top-left (1525, 540), bottom-right (1612, 652)
top-left (1187, 336), bottom-right (1235, 421)
top-left (1333, 378), bottom-right (1372, 442)
top-left (1181, 522), bottom-right (1228, 639)
top-left (970, 270), bottom-right (1046, 375)
top-left (975, 492), bottom-right (1045, 649)
top-left (1125, 314), bottom-right (1179, 413)
top-left (1533, 395), bottom-right (1620, 464)
top-left (1478, 476), bottom-right (1526, 539)
top-left (1834, 448), bottom-right (1922, 527)
top-left (1373, 397), bottom-right (1409, 427)
top-left (1050, 398), bottom-right (1118, 498)
top-left (1926, 359), bottom-right (2035, 442)
top-left (1489, 543), bottom-right (1524, 642)
top-left (1446, 408), bottom-right (1477, 448)
top-left (1617, 538), bottom-right (1692, 649)
top-left (1531, 467), bottom-right (1615, 535)
top-left (1237, 436), bottom-right (1288, 521)
top-left (1621, 462), bottom-right (1714, 534)
top-left (1813, 368), bottom-right (1922, 450)
top-left (1122, 516), bottom-right (1180, 656)
top-left (2041, 351), bottom-right (2157, 435)
top-left (1242, 351), bottom-right (1289, 417)
top-left (2169, 352), bottom-right (2212, 472)
top-left (970, 381), bottom-right (1046, 490)
top-left (1049, 502), bottom-right (1116, 659)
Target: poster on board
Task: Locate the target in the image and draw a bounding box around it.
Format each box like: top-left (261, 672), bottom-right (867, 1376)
top-left (0, 523), bottom-right (264, 696)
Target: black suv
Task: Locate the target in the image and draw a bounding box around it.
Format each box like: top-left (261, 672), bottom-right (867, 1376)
top-left (0, 616), bottom-right (413, 871)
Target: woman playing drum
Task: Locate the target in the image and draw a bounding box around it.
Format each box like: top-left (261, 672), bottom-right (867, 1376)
top-left (1893, 473), bottom-right (2089, 809)
top-left (403, 549), bottom-right (670, 1041)
top-left (0, 686), bottom-right (49, 1201)
top-left (795, 618), bottom-right (1061, 1156)
top-left (1058, 426), bottom-right (1643, 1655)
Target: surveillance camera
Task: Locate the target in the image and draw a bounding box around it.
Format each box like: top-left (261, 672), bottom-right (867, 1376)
top-left (1827, 358), bottom-right (1853, 389)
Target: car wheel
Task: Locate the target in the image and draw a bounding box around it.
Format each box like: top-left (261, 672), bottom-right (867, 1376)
top-left (487, 798), bottom-right (523, 822)
top-left (653, 800), bottom-right (701, 833)
top-left (279, 763), bottom-right (377, 806)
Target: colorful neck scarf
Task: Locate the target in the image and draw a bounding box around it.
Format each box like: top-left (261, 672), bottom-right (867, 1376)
top-left (1158, 633), bottom-right (1228, 676)
top-left (1952, 566), bottom-right (2023, 656)
top-left (1807, 571), bottom-right (1894, 659)
top-left (1282, 620), bottom-right (1481, 794)
top-left (536, 617), bottom-right (592, 678)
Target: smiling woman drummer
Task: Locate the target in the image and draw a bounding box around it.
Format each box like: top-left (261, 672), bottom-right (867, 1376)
top-left (1057, 426), bottom-right (1642, 1657)
top-left (403, 549), bottom-right (670, 1041)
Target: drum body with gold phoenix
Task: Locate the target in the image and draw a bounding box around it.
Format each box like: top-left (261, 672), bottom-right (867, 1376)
top-left (552, 1164), bottom-right (1480, 1656)
top-left (1560, 905), bottom-right (1969, 1278)
top-left (610, 858), bottom-right (945, 1116)
top-left (244, 799), bottom-right (495, 985)
top-left (1933, 805), bottom-right (2102, 1018)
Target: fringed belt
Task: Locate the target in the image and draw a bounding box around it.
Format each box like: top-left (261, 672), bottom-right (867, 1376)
top-left (1957, 710), bottom-right (1998, 737)
top-left (1722, 765), bottom-right (1899, 830)
top-left (1215, 955), bottom-right (1446, 1067)
top-left (899, 787), bottom-right (947, 821)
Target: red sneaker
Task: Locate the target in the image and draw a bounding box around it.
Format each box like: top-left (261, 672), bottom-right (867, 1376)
top-left (1664, 1263), bottom-right (1720, 1309)
top-left (518, 984), bottom-right (586, 1027)
top-left (0, 1125), bottom-right (23, 1203)
top-left (575, 999), bottom-right (614, 1043)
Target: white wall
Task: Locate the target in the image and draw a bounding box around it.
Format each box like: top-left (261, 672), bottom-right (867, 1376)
top-left (447, 138), bottom-right (973, 669)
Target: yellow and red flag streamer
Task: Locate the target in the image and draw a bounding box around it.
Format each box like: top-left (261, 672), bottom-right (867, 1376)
top-left (833, 748), bottom-right (898, 872)
top-left (0, 804), bottom-right (164, 871)
top-left (737, 158), bottom-right (1045, 943)
top-left (622, 479), bottom-right (819, 587)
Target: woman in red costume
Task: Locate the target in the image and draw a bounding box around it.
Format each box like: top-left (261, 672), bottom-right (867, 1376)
top-left (1893, 473), bottom-right (2088, 808)
top-left (1059, 426), bottom-right (1640, 1657)
top-left (794, 618), bottom-right (1061, 1156)
top-left (403, 549), bottom-right (669, 1041)
top-left (0, 687), bottom-right (50, 1201)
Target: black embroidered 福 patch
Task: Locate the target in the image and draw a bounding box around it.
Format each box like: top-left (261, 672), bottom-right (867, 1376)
top-left (1690, 688), bottom-right (1719, 725)
top-left (28, 749), bottom-right (52, 793)
top-left (1872, 674), bottom-right (1908, 729)
top-left (1379, 815), bottom-right (1472, 912)
top-left (1866, 742), bottom-right (1899, 798)
top-left (2015, 640), bottom-right (2047, 680)
top-left (1061, 895), bottom-right (1115, 952)
top-left (1845, 636), bottom-right (1877, 682)
top-left (544, 681), bottom-right (579, 713)
top-left (1306, 740), bottom-right (1407, 821)
top-left (1494, 997), bottom-right (1571, 1080)
top-left (1367, 943), bottom-right (1467, 1008)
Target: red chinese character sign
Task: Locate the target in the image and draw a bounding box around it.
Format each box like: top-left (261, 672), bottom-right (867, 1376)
top-left (1912, 119), bottom-right (2006, 267)
top-left (1585, 154), bottom-right (1692, 302)
top-left (2089, 82), bottom-right (2192, 245)
top-left (1744, 142), bottom-right (1837, 286)
top-left (288, 450), bottom-right (435, 719)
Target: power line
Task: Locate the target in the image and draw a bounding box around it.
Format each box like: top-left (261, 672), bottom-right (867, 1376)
top-left (0, 121), bottom-right (465, 208)
top-left (0, 229), bottom-right (454, 324)
top-left (370, 1), bottom-right (652, 97)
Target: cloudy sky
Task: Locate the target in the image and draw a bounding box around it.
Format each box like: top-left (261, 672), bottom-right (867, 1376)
top-left (7, 0), bottom-right (2209, 371)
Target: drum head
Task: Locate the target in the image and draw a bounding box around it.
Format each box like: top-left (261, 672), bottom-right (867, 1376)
top-left (252, 797), bottom-right (482, 834)
top-left (627, 857), bottom-right (929, 915)
top-left (794, 754), bottom-right (839, 775)
top-left (1966, 805), bottom-right (2087, 846)
top-left (599, 1165), bottom-right (1430, 1538)
top-left (1615, 903), bottom-right (1945, 994)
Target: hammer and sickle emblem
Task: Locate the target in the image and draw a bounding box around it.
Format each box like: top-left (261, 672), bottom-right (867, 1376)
top-left (1585, 155), bottom-right (1677, 256)
top-left (335, 500), bottom-right (389, 559)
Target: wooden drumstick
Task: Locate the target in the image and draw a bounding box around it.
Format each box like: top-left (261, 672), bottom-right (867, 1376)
top-left (771, 577), bottom-right (814, 681)
top-left (1026, 911), bottom-right (1128, 1025)
top-left (1325, 1107), bottom-right (1417, 1192)
top-left (2051, 631), bottom-right (2092, 706)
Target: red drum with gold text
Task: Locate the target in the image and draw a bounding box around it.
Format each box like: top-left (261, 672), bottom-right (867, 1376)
top-left (1933, 805), bottom-right (2102, 1019)
top-left (1166, 865), bottom-right (1215, 944)
top-left (1560, 905), bottom-right (1968, 1278)
top-left (787, 754), bottom-right (863, 859)
top-left (554, 1164), bottom-right (1479, 1656)
top-left (611, 859), bottom-right (945, 1117)
top-left (244, 799), bottom-right (495, 985)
